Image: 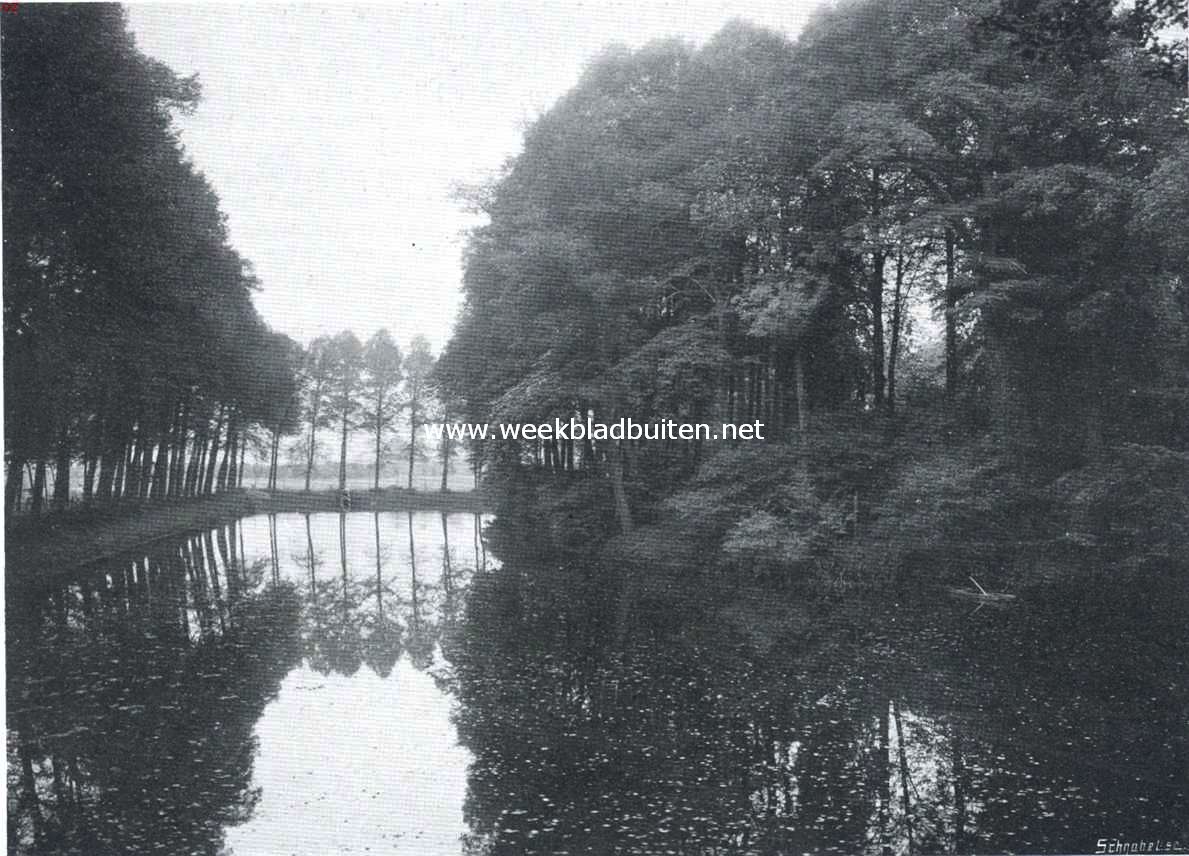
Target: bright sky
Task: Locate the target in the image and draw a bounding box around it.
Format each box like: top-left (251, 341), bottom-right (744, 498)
top-left (128, 2), bottom-right (823, 354)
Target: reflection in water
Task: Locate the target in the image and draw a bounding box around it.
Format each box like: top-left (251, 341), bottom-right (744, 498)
top-left (448, 532), bottom-right (1189, 856)
top-left (7, 512), bottom-right (486, 855)
top-left (7, 515), bottom-right (1189, 854)
top-left (6, 520), bottom-right (304, 855)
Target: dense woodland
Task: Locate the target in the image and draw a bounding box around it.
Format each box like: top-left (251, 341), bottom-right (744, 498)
top-left (2, 6), bottom-right (454, 517)
top-left (439, 0), bottom-right (1189, 584)
top-left (5, 1), bottom-right (1189, 590)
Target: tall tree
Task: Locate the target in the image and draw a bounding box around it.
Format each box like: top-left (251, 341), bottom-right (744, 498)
top-left (2, 6), bottom-right (300, 512)
top-left (299, 337), bottom-right (335, 492)
top-left (360, 329), bottom-right (403, 491)
top-left (326, 331), bottom-right (364, 492)
top-left (402, 336), bottom-right (436, 490)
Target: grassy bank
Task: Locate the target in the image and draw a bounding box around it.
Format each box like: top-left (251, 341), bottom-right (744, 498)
top-left (5, 488), bottom-right (491, 583)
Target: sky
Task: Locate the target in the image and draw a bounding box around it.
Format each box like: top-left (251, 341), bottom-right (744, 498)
top-left (127, 1), bottom-right (826, 354)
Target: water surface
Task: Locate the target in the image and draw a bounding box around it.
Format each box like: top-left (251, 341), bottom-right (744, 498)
top-left (7, 513), bottom-right (1188, 854)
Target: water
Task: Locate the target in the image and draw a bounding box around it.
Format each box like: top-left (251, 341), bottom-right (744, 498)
top-left (7, 514), bottom-right (1189, 854)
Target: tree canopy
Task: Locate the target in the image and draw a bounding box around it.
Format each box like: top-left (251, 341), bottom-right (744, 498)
top-left (440, 0), bottom-right (1189, 576)
top-left (3, 5), bottom-right (303, 511)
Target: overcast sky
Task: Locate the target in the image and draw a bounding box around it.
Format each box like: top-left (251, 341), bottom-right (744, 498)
top-left (128, 2), bottom-right (823, 354)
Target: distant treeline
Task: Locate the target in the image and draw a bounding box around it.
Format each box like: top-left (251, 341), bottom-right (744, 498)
top-left (283, 329), bottom-right (459, 496)
top-left (438, 0), bottom-right (1188, 568)
top-left (2, 7), bottom-right (457, 515)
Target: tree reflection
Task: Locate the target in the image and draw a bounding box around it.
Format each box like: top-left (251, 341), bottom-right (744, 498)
top-left (13, 514), bottom-right (1182, 854)
top-left (449, 534), bottom-right (1189, 855)
top-left (7, 511), bottom-right (491, 854)
top-left (404, 511), bottom-right (437, 670)
top-left (322, 512), bottom-right (363, 676)
top-left (363, 511), bottom-right (403, 679)
top-left (7, 543), bottom-right (303, 854)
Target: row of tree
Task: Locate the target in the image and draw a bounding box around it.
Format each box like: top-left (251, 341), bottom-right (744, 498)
top-left (439, 0), bottom-right (1189, 533)
top-left (283, 330), bottom-right (450, 493)
top-left (2, 6), bottom-right (305, 514)
top-left (2, 7), bottom-right (459, 515)
top-left (8, 510), bottom-right (482, 851)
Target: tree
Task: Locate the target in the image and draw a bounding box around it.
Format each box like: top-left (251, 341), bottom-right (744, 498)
top-left (250, 332), bottom-right (304, 491)
top-left (402, 336), bottom-right (436, 490)
top-left (299, 337), bottom-right (336, 492)
top-left (2, 6), bottom-right (301, 513)
top-left (436, 392), bottom-right (456, 492)
top-left (326, 331), bottom-right (364, 492)
top-left (360, 329), bottom-right (403, 491)
top-left (437, 0), bottom-right (1189, 591)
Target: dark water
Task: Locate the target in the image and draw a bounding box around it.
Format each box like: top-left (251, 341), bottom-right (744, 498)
top-left (7, 513), bottom-right (1189, 855)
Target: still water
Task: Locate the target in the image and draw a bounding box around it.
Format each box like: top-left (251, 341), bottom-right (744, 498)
top-left (7, 512), bottom-right (1189, 854)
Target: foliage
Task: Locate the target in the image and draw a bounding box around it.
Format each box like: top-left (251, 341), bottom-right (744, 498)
top-left (441, 0), bottom-right (1189, 589)
top-left (3, 6), bottom-right (302, 510)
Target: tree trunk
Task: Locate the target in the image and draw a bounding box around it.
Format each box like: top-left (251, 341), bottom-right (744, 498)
top-left (608, 441), bottom-right (633, 534)
top-left (18, 739), bottom-right (43, 845)
top-left (407, 412), bottom-right (417, 490)
top-left (339, 412), bottom-right (349, 491)
top-left (305, 396), bottom-right (319, 491)
top-left (111, 441), bottom-right (127, 501)
top-left (203, 411), bottom-right (224, 495)
top-left (185, 425), bottom-right (205, 496)
top-left (871, 249), bottom-right (886, 408)
top-left (339, 513), bottom-right (348, 596)
top-left (374, 418), bottom-right (382, 492)
top-left (749, 365), bottom-right (759, 423)
top-left (53, 423), bottom-right (71, 511)
top-left (30, 459), bottom-right (47, 515)
top-left (155, 403), bottom-right (176, 499)
top-left (5, 455), bottom-right (24, 515)
top-left (169, 402), bottom-right (190, 497)
top-left (167, 430), bottom-right (184, 498)
top-left (879, 701), bottom-right (891, 855)
top-left (270, 425), bottom-right (281, 491)
top-left (150, 414), bottom-right (172, 501)
top-left (125, 422), bottom-right (143, 500)
top-left (375, 512), bottom-right (384, 612)
top-left (96, 446), bottom-right (117, 503)
top-left (887, 248), bottom-right (906, 415)
top-left (226, 427), bottom-right (239, 490)
top-left (269, 513), bottom-right (279, 582)
top-left (952, 727), bottom-right (966, 851)
top-left (944, 227), bottom-right (958, 399)
top-left (407, 511), bottom-right (419, 625)
top-left (870, 167), bottom-right (886, 408)
top-left (794, 344), bottom-right (807, 431)
top-left (217, 415), bottom-right (236, 492)
top-left (137, 436), bottom-right (153, 500)
top-left (81, 412), bottom-right (102, 502)
top-left (238, 437), bottom-right (246, 488)
top-left (440, 511), bottom-right (452, 590)
top-left (82, 453), bottom-right (96, 503)
top-left (440, 421), bottom-right (451, 492)
top-left (893, 700), bottom-right (915, 854)
top-left (771, 349), bottom-right (784, 439)
top-left (305, 513), bottom-right (316, 587)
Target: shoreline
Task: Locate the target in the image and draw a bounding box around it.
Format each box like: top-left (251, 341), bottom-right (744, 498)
top-left (4, 488), bottom-right (490, 585)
